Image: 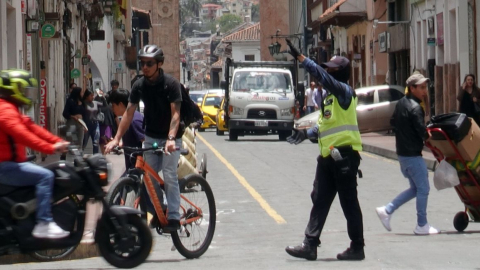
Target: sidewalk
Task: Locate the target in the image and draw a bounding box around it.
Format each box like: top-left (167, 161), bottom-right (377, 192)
top-left (361, 132), bottom-right (438, 171)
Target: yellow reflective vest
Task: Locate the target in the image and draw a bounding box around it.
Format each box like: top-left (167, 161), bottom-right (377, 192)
top-left (317, 94), bottom-right (362, 157)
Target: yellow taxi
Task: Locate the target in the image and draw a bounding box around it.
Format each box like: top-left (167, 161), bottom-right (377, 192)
top-left (199, 92), bottom-right (224, 132)
top-left (215, 97), bottom-right (228, 135)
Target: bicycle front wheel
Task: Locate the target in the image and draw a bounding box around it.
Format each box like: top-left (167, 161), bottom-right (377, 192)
top-left (106, 177), bottom-right (140, 208)
top-left (171, 174), bottom-right (216, 259)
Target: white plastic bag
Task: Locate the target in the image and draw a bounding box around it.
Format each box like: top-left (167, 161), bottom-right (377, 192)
top-left (433, 159), bottom-right (460, 190)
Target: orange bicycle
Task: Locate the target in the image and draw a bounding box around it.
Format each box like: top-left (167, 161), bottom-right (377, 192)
top-left (106, 144), bottom-right (216, 258)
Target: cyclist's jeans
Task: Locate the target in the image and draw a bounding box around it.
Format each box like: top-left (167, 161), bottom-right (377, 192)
top-left (0, 162), bottom-right (55, 222)
top-left (143, 136), bottom-right (181, 221)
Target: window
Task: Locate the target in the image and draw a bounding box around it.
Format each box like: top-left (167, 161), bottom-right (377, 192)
top-left (204, 96), bottom-right (223, 107)
top-left (378, 88), bottom-right (391, 103)
top-left (389, 88), bottom-right (404, 101)
top-left (357, 91), bottom-right (374, 105)
top-left (245, 54), bottom-right (255, 61)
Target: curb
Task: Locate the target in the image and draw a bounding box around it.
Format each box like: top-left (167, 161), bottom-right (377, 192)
top-left (0, 243), bottom-right (99, 264)
top-left (362, 143), bottom-right (438, 171)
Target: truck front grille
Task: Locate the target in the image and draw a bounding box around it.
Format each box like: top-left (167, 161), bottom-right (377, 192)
top-left (247, 109), bottom-right (277, 119)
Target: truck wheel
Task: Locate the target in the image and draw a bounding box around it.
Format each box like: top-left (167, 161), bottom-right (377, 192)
top-left (279, 130), bottom-right (291, 141)
top-left (229, 130), bottom-right (238, 141)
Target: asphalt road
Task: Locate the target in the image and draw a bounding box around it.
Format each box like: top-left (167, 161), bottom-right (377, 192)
top-left (6, 130), bottom-right (480, 270)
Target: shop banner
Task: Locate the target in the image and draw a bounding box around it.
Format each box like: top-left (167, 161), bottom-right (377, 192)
top-left (39, 78), bottom-right (48, 129)
top-left (26, 34), bottom-right (32, 71)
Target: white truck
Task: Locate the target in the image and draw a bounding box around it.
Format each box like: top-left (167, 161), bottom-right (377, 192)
top-left (221, 59), bottom-right (297, 141)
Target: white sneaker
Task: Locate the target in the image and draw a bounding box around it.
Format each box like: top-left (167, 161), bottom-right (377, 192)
top-left (414, 224), bottom-right (439, 235)
top-left (32, 222), bottom-right (70, 239)
top-left (375, 206), bottom-right (392, 231)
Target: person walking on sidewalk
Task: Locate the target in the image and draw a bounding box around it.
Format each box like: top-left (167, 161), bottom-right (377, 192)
top-left (284, 40), bottom-right (365, 261)
top-left (375, 73), bottom-right (439, 235)
top-left (304, 81), bottom-right (316, 115)
top-left (104, 44), bottom-right (183, 232)
top-left (312, 82), bottom-right (326, 111)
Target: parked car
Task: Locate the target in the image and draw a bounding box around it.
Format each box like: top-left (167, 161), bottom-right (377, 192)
top-left (199, 92), bottom-right (225, 131)
top-left (215, 97), bottom-right (228, 135)
top-left (294, 85), bottom-right (405, 142)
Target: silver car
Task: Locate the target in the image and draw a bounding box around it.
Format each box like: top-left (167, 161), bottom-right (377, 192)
top-left (295, 85), bottom-right (405, 142)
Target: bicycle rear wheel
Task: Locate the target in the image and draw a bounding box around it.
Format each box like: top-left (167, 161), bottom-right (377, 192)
top-left (106, 177), bottom-right (140, 208)
top-left (171, 174), bottom-right (216, 259)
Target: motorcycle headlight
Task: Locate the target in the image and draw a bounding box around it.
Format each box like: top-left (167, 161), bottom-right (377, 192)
top-left (294, 120), bottom-right (313, 129)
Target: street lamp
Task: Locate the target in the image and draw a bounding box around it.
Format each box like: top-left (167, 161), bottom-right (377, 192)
top-left (268, 29), bottom-right (283, 59)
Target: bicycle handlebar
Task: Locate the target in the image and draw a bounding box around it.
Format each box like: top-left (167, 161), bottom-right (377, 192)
top-left (115, 146), bottom-right (189, 156)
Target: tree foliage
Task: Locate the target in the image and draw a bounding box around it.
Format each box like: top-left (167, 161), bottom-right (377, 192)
top-left (217, 14), bottom-right (243, 33)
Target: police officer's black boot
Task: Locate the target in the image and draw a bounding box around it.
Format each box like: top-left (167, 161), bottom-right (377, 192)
top-left (285, 243), bottom-right (317, 260)
top-left (336, 247), bottom-right (365, 261)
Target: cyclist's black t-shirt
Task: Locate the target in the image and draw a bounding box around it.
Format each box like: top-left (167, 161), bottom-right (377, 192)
top-left (129, 70), bottom-right (182, 139)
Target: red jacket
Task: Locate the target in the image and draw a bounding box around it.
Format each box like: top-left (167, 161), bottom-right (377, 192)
top-left (0, 99), bottom-right (62, 162)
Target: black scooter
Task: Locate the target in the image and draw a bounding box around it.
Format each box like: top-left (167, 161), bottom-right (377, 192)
top-left (0, 147), bottom-right (152, 268)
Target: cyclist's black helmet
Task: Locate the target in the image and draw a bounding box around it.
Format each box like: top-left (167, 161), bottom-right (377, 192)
top-left (138, 45), bottom-right (164, 63)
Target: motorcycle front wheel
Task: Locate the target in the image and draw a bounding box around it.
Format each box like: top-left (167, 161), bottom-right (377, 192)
top-left (96, 214), bottom-right (152, 269)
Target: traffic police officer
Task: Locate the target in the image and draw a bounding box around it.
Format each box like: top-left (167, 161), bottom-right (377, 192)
top-left (285, 39), bottom-right (365, 261)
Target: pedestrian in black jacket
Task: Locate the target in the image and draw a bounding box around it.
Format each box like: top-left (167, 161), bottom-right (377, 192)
top-left (375, 73), bottom-right (439, 235)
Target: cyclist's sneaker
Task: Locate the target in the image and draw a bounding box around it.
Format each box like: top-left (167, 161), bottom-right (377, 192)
top-left (285, 243), bottom-right (317, 260)
top-left (32, 221), bottom-right (70, 239)
top-left (163, 219), bottom-right (180, 233)
top-left (414, 224), bottom-right (439, 235)
top-left (336, 247), bottom-right (365, 260)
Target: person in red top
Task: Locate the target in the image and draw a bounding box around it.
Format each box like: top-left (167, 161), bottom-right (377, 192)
top-left (0, 69), bottom-right (70, 239)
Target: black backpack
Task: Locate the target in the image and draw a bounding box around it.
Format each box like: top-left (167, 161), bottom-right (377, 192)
top-left (180, 84), bottom-right (203, 127)
top-left (140, 75), bottom-right (202, 128)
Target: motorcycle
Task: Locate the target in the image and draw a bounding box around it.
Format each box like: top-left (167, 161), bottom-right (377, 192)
top-left (0, 147), bottom-right (152, 268)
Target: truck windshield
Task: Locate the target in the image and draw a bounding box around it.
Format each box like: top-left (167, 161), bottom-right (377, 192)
top-left (232, 71), bottom-right (292, 93)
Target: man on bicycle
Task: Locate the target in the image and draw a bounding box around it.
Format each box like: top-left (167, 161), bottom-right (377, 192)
top-left (0, 69), bottom-right (70, 238)
top-left (105, 45), bottom-right (183, 232)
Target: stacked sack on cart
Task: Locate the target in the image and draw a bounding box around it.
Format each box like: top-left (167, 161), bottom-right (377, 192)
top-left (177, 126), bottom-right (200, 179)
top-left (427, 113), bottom-right (480, 217)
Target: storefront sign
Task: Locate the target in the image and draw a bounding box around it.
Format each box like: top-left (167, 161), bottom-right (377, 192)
top-left (26, 34), bottom-right (32, 71)
top-left (427, 37), bottom-right (436, 46)
top-left (71, 68), bottom-right (81, 79)
top-left (40, 23), bottom-right (55, 38)
top-left (21, 0), bottom-right (26, 14)
top-left (39, 79), bottom-right (48, 129)
top-left (112, 60), bottom-right (126, 73)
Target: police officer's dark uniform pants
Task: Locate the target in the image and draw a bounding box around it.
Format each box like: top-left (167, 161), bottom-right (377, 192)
top-left (304, 150), bottom-right (364, 250)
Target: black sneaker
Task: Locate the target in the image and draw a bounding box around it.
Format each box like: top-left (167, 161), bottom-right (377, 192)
top-left (336, 247), bottom-right (365, 261)
top-left (285, 243), bottom-right (317, 260)
top-left (163, 219), bottom-right (181, 233)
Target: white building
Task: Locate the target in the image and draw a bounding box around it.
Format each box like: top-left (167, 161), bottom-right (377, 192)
top-left (0, 0), bottom-right (25, 70)
top-left (410, 0), bottom-right (475, 114)
top-left (221, 23), bottom-right (260, 62)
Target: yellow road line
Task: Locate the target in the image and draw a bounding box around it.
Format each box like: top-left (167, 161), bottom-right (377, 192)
top-left (196, 134), bottom-right (287, 224)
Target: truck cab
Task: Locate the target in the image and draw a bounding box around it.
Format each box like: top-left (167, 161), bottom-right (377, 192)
top-left (221, 59), bottom-right (296, 141)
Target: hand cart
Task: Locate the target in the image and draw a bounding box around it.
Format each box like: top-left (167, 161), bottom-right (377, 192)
top-left (425, 127), bottom-right (480, 232)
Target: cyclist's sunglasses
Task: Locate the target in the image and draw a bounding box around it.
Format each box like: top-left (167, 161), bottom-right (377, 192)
top-left (139, 60), bottom-right (156, 68)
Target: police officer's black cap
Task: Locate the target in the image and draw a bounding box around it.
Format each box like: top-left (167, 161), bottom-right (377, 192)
top-left (320, 56), bottom-right (350, 69)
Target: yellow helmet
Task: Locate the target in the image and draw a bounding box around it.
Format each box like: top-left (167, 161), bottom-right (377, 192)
top-left (0, 69), bottom-right (38, 108)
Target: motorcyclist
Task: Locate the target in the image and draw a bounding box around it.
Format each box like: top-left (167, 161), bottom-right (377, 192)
top-left (0, 69), bottom-right (70, 239)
